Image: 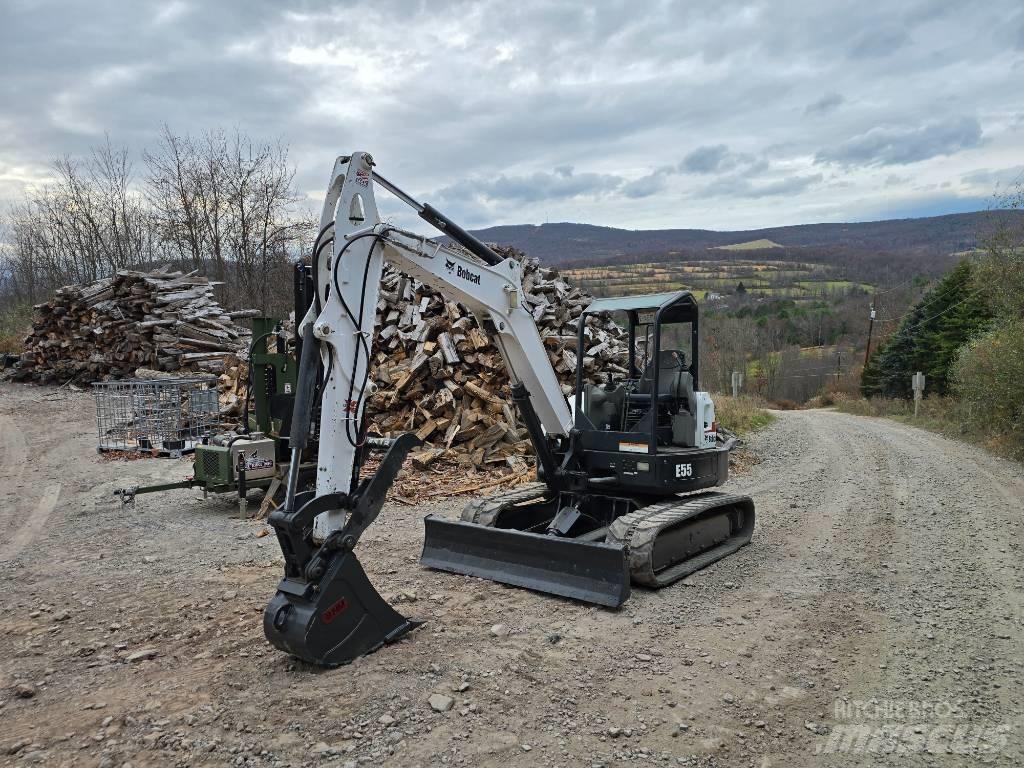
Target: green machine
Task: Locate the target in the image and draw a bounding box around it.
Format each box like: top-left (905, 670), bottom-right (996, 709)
top-left (116, 267), bottom-right (319, 514)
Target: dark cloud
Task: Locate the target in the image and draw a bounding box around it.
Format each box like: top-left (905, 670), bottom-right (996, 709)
top-left (620, 168), bottom-right (673, 199)
top-left (960, 165), bottom-right (1024, 187)
top-left (436, 166), bottom-right (621, 205)
top-left (815, 117), bottom-right (983, 168)
top-left (680, 145), bottom-right (733, 174)
top-left (0, 0), bottom-right (1020, 229)
top-left (805, 92), bottom-right (844, 116)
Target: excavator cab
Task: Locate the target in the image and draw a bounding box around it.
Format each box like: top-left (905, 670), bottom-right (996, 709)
top-left (581, 291), bottom-right (707, 450)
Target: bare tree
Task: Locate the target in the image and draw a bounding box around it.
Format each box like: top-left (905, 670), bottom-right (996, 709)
top-left (144, 127), bottom-right (313, 313)
top-left (1, 139), bottom-right (157, 303)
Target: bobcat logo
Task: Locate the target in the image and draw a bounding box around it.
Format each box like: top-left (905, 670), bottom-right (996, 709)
top-left (445, 258), bottom-right (456, 273)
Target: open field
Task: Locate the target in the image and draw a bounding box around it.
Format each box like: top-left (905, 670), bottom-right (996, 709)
top-left (711, 239), bottom-right (783, 251)
top-left (2, 384), bottom-right (1022, 767)
top-left (561, 259), bottom-right (872, 300)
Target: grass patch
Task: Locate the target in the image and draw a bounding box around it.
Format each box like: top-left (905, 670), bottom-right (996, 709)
top-left (715, 395), bottom-right (776, 436)
top-left (0, 301), bottom-right (32, 355)
top-left (712, 239), bottom-right (783, 251)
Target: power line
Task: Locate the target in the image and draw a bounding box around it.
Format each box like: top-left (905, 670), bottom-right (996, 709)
top-left (874, 276), bottom-right (974, 325)
top-left (884, 285), bottom-right (988, 337)
top-left (871, 274), bottom-right (923, 296)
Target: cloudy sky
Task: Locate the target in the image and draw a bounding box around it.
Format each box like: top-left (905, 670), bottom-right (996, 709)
top-left (2, 0), bottom-right (1023, 231)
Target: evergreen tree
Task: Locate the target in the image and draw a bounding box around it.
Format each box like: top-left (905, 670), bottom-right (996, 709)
top-left (736, 281), bottom-right (747, 295)
top-left (861, 261), bottom-right (992, 398)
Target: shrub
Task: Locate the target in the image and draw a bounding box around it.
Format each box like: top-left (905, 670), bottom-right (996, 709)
top-left (715, 395), bottom-right (775, 435)
top-left (0, 301), bottom-right (32, 355)
top-left (951, 319), bottom-right (1024, 459)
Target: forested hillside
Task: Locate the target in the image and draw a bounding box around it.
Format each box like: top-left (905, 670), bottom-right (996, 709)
top-left (470, 212), bottom-right (1023, 267)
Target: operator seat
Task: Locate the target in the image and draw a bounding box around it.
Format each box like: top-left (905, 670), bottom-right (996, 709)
top-left (637, 351), bottom-right (694, 404)
top-left (636, 350), bottom-right (698, 446)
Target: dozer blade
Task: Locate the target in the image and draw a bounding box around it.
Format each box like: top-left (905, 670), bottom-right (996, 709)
top-left (264, 548), bottom-right (420, 667)
top-left (421, 515), bottom-right (631, 608)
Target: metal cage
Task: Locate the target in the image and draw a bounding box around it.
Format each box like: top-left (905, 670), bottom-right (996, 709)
top-left (93, 377), bottom-right (220, 456)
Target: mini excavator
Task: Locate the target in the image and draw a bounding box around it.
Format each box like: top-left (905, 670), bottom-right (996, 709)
top-left (263, 152), bottom-right (755, 666)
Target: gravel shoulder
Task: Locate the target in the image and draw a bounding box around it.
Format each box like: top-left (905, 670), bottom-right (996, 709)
top-left (1, 384), bottom-right (1021, 767)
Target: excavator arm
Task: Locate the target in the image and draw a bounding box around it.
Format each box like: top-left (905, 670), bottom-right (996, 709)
top-left (302, 152), bottom-right (572, 538)
top-left (264, 152), bottom-right (573, 666)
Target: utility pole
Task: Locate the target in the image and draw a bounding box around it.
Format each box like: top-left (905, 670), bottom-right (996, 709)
top-left (863, 303), bottom-right (876, 367)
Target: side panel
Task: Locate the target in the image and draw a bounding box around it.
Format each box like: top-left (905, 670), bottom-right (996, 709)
top-left (580, 445), bottom-right (730, 494)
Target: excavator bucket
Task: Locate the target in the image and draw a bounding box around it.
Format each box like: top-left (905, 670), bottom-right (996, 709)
top-left (264, 548), bottom-right (420, 667)
top-left (264, 433), bottom-right (424, 667)
top-left (421, 515), bottom-right (632, 607)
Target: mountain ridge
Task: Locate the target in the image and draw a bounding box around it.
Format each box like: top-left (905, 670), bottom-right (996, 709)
top-left (465, 210), bottom-right (1022, 266)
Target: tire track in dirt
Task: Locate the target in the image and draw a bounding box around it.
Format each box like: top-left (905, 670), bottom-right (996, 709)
top-left (0, 484), bottom-right (62, 562)
top-left (0, 413), bottom-right (29, 487)
top-left (0, 411), bottom-right (67, 563)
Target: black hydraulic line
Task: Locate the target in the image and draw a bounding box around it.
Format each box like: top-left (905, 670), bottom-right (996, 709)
top-left (418, 204), bottom-right (503, 266)
top-left (285, 322), bottom-right (319, 511)
top-left (369, 170), bottom-right (503, 267)
top-left (313, 236), bottom-right (334, 313)
top-left (309, 222), bottom-right (333, 314)
top-left (330, 232), bottom-right (383, 451)
top-left (510, 382), bottom-right (559, 486)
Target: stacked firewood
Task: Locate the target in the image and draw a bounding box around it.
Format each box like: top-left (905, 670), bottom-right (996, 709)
top-left (10, 269), bottom-right (254, 385)
top-left (9, 253), bottom-right (630, 468)
top-left (365, 249), bottom-right (628, 468)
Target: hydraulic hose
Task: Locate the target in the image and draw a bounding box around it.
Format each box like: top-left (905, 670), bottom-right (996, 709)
top-left (284, 322), bottom-right (319, 511)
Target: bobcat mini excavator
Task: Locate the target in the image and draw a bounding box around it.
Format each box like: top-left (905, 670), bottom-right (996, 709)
top-left (264, 152), bottom-right (755, 666)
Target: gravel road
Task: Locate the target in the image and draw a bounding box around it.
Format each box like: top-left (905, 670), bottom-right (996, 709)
top-left (0, 382), bottom-right (1021, 767)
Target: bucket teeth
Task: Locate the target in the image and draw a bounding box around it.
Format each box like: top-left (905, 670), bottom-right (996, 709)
top-left (264, 549), bottom-right (420, 667)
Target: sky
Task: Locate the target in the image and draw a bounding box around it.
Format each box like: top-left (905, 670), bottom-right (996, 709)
top-left (1, 0), bottom-right (1023, 232)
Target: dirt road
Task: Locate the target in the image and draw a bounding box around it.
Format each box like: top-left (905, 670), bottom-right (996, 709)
top-left (1, 382), bottom-right (1021, 767)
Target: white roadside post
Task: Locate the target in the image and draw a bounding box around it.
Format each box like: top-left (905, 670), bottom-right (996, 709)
top-left (731, 370), bottom-right (744, 398)
top-left (912, 371), bottom-right (926, 417)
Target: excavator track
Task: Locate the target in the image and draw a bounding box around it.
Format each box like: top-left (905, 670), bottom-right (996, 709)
top-left (460, 482), bottom-right (551, 526)
top-left (607, 492), bottom-right (754, 587)
top-left (456, 485), bottom-right (754, 592)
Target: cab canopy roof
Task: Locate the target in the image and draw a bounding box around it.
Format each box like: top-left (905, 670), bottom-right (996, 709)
top-left (584, 290), bottom-right (698, 322)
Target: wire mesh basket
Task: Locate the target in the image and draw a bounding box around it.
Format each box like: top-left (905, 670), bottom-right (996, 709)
top-left (93, 377), bottom-right (220, 456)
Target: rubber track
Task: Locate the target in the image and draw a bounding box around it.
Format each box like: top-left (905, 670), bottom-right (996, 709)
top-left (607, 492), bottom-right (755, 587)
top-left (460, 482), bottom-right (551, 526)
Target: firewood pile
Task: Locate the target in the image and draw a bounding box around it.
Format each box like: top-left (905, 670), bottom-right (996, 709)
top-left (9, 269), bottom-right (255, 385)
top-left (364, 248), bottom-right (628, 469)
top-left (8, 250), bottom-right (631, 470)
